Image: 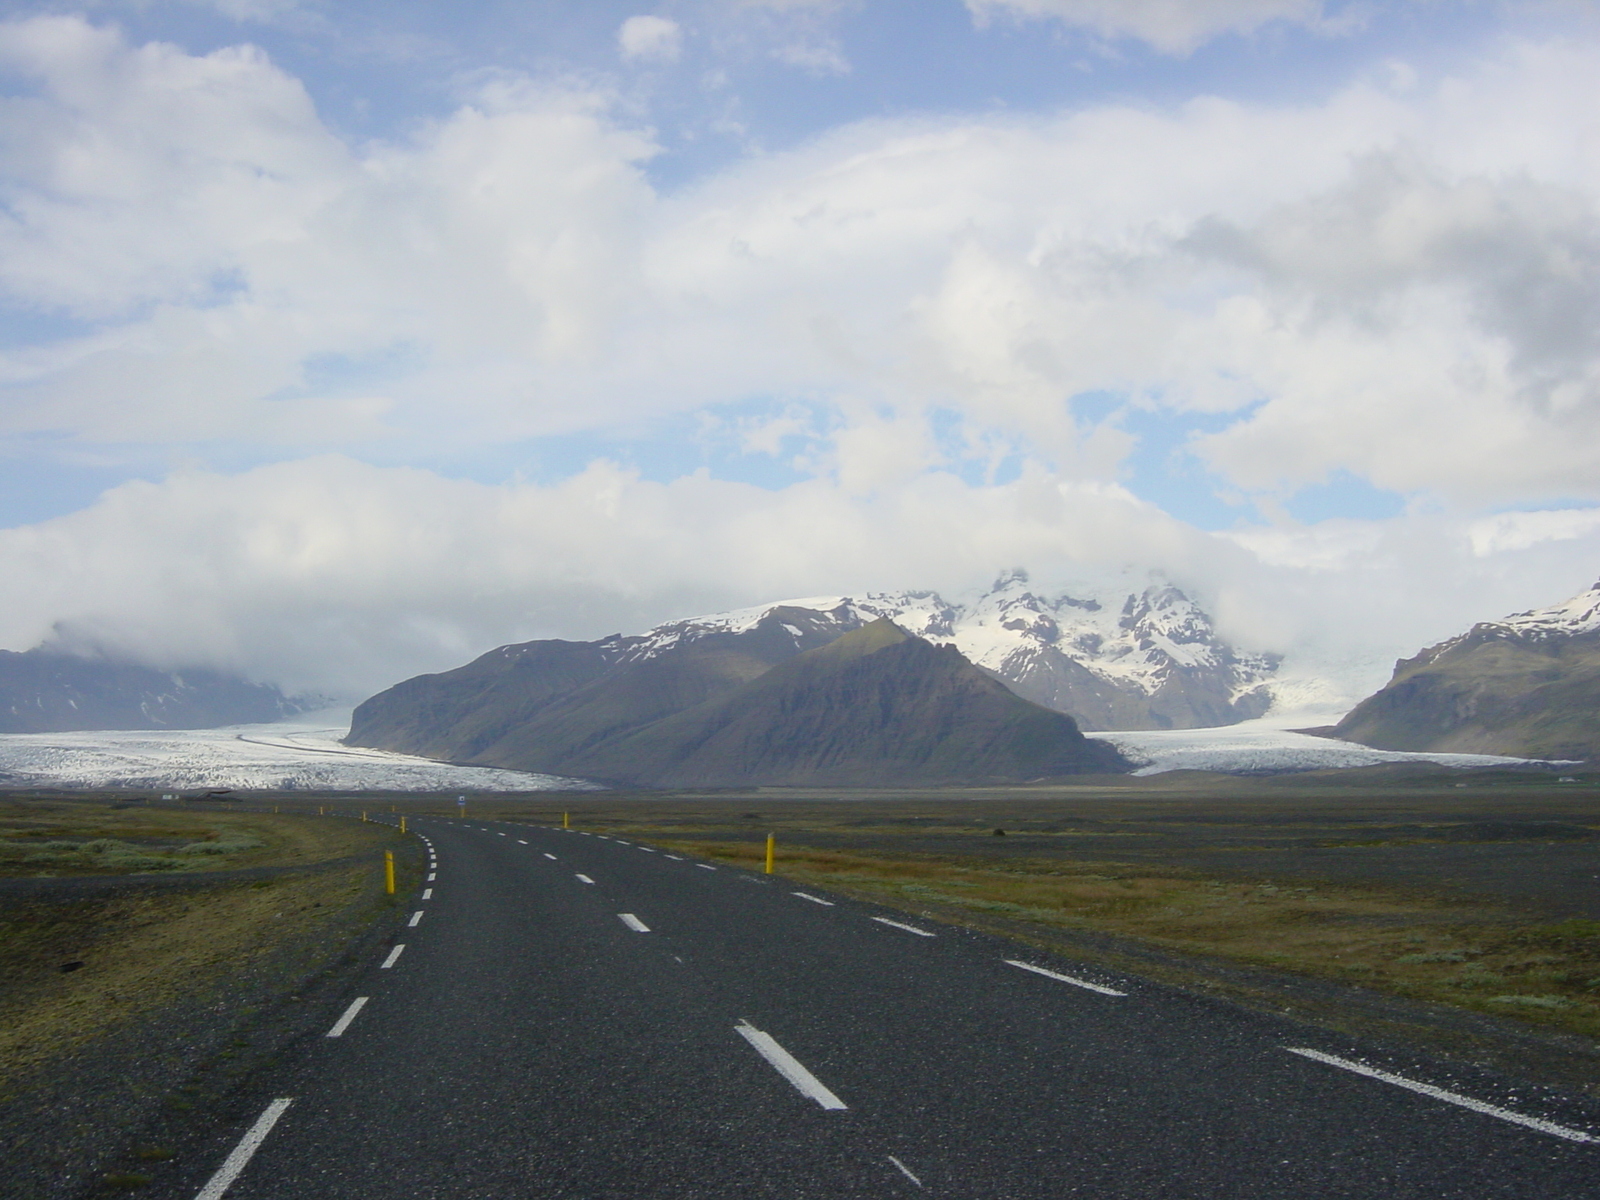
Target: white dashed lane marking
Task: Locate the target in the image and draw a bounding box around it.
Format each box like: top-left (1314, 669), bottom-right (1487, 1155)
top-left (193, 1097), bottom-right (294, 1200)
top-left (408, 911), bottom-right (424, 927)
top-left (872, 916), bottom-right (935, 938)
top-left (324, 997), bottom-right (368, 1038)
top-left (576, 874), bottom-right (595, 884)
top-left (618, 913), bottom-right (651, 932)
top-left (1004, 959), bottom-right (1125, 997)
top-left (1286, 1047), bottom-right (1598, 1143)
top-left (380, 945), bottom-right (406, 968)
top-left (793, 892), bottom-right (834, 906)
top-left (421, 888), bottom-right (433, 900)
top-left (696, 864), bottom-right (716, 871)
top-left (544, 853), bottom-right (557, 860)
top-left (735, 1021), bottom-right (847, 1111)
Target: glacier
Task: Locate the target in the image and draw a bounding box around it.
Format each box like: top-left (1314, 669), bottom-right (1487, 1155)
top-left (0, 710), bottom-right (594, 792)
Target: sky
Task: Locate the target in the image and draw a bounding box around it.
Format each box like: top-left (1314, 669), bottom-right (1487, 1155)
top-left (0, 0), bottom-right (1599, 707)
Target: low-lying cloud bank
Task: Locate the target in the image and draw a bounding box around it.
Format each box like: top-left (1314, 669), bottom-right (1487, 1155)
top-left (2, 455), bottom-right (1596, 708)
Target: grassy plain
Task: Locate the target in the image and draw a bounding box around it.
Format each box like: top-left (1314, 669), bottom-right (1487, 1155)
top-left (0, 798), bottom-right (398, 1084)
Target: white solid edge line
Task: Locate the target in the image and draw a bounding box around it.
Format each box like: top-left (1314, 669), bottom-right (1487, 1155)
top-left (325, 997), bottom-right (368, 1038)
top-left (1004, 959), bottom-right (1126, 997)
top-left (380, 944), bottom-right (405, 968)
top-left (1285, 1048), bottom-right (1597, 1143)
top-left (887, 1156), bottom-right (923, 1187)
top-left (576, 874), bottom-right (594, 884)
top-left (408, 911), bottom-right (424, 927)
top-left (193, 1097), bottom-right (293, 1200)
top-left (735, 1022), bottom-right (847, 1110)
top-left (793, 892), bottom-right (835, 906)
top-left (618, 912), bottom-right (651, 932)
top-left (872, 916), bottom-right (935, 937)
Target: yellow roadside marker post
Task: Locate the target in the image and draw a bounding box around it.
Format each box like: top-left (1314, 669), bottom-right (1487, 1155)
top-left (765, 833), bottom-right (775, 875)
top-left (400, 815), bottom-right (407, 835)
top-left (362, 811), bottom-right (368, 822)
top-left (385, 850), bottom-right (395, 895)
top-left (562, 812), bottom-right (570, 830)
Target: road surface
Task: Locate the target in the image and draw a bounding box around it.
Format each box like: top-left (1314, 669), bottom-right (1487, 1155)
top-left (154, 817), bottom-right (1600, 1198)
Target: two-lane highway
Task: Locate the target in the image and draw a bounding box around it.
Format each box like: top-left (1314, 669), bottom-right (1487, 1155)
top-left (162, 817), bottom-right (1600, 1198)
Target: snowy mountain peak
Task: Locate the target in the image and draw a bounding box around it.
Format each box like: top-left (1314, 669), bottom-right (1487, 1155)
top-left (610, 576), bottom-right (1279, 731)
top-left (1491, 578), bottom-right (1600, 639)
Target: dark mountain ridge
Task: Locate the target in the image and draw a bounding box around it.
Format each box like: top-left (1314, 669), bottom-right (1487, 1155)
top-left (348, 616), bottom-right (1128, 785)
top-left (0, 647), bottom-right (307, 733)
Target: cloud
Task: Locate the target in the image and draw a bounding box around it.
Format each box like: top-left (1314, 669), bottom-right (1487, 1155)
top-left (2, 18), bottom-right (1600, 704)
top-left (964, 0), bottom-right (1346, 55)
top-left (617, 15), bottom-right (683, 64)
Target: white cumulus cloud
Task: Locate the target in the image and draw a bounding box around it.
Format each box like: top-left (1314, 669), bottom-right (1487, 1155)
top-left (618, 15), bottom-right (683, 63)
top-left (965, 0), bottom-right (1345, 55)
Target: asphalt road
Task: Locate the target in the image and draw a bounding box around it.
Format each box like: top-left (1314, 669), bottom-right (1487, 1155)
top-left (154, 817), bottom-right (1600, 1199)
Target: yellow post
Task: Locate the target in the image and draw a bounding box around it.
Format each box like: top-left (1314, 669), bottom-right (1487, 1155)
top-left (400, 815), bottom-right (407, 835)
top-left (384, 850), bottom-right (395, 895)
top-left (765, 833), bottom-right (775, 875)
top-left (562, 812), bottom-right (570, 830)
top-left (362, 811), bottom-right (368, 822)
top-left (318, 805), bottom-right (325, 816)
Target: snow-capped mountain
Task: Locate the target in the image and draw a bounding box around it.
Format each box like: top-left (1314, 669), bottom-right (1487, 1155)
top-left (1332, 576), bottom-right (1600, 760)
top-left (588, 570), bottom-right (1278, 731)
top-left (1456, 578), bottom-right (1600, 644)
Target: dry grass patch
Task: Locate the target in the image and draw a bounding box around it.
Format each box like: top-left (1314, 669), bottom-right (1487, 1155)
top-left (664, 838), bottom-right (1600, 1040)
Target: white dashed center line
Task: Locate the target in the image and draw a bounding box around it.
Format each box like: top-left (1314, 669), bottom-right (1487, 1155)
top-left (576, 874), bottom-right (595, 884)
top-left (325, 997), bottom-right (368, 1038)
top-left (872, 916), bottom-right (935, 937)
top-left (517, 839), bottom-right (528, 845)
top-left (408, 911), bottom-right (424, 927)
top-left (427, 873), bottom-right (437, 881)
top-left (793, 892), bottom-right (834, 906)
top-left (1286, 1047), bottom-right (1598, 1143)
top-left (421, 888), bottom-right (433, 900)
top-left (734, 1021), bottom-right (847, 1110)
top-left (380, 944), bottom-right (406, 968)
top-left (544, 853), bottom-right (557, 860)
top-left (888, 1156), bottom-right (923, 1187)
top-left (193, 1097), bottom-right (293, 1200)
top-left (665, 855), bottom-right (682, 861)
top-left (1004, 959), bottom-right (1125, 997)
top-left (696, 864), bottom-right (716, 871)
top-left (618, 913), bottom-right (651, 932)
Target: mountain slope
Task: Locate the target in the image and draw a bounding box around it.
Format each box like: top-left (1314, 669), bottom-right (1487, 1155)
top-left (1333, 579), bottom-right (1600, 760)
top-left (0, 648), bottom-right (306, 733)
top-left (347, 606), bottom-right (857, 767)
top-left (507, 620), bottom-right (1128, 786)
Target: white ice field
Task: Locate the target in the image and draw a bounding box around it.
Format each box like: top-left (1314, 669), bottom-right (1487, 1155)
top-left (0, 711), bottom-right (594, 793)
top-left (1090, 721), bottom-right (1568, 776)
top-left (0, 711), bottom-right (1562, 792)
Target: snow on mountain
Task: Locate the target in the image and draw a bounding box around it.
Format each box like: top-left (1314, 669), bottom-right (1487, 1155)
top-left (0, 711), bottom-right (595, 792)
top-left (1484, 578), bottom-right (1600, 640)
top-left (603, 571), bottom-right (1279, 730)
